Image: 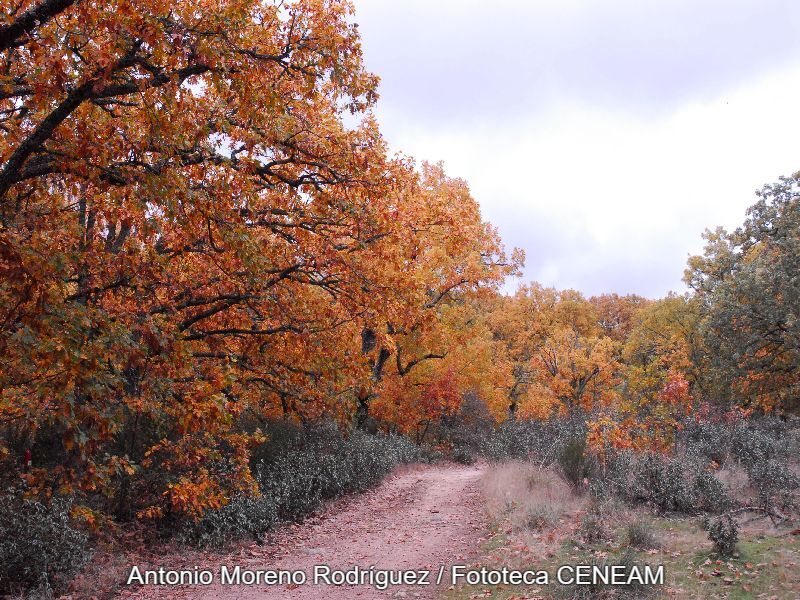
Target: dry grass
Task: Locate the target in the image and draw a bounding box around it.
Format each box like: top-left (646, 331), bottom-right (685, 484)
top-left (482, 460), bottom-right (582, 535)
top-left (446, 457), bottom-right (800, 600)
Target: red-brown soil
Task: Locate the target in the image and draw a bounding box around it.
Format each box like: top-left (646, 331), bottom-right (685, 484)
top-left (117, 463), bottom-right (486, 600)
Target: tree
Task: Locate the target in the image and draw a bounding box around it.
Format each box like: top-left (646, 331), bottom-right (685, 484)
top-left (522, 327), bottom-right (621, 418)
top-left (355, 163), bottom-right (521, 428)
top-left (686, 175), bottom-right (800, 414)
top-left (590, 293), bottom-right (650, 343)
top-left (613, 296), bottom-right (699, 451)
top-left (487, 284), bottom-right (604, 419)
top-left (0, 0), bottom-right (520, 519)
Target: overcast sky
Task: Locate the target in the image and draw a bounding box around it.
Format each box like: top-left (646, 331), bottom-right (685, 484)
top-left (352, 0), bottom-right (800, 298)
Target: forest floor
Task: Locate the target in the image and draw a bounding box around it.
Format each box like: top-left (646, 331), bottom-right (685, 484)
top-left (103, 463), bottom-right (487, 600)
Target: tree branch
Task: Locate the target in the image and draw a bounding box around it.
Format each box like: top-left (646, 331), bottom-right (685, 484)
top-left (0, 0), bottom-right (78, 52)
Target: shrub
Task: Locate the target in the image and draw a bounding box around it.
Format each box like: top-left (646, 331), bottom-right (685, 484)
top-left (578, 503), bottom-right (607, 544)
top-left (481, 420), bottom-right (542, 462)
top-left (694, 470), bottom-right (733, 513)
top-left (731, 427), bottom-right (777, 467)
top-left (680, 421), bottom-right (731, 465)
top-left (746, 458), bottom-right (799, 514)
top-left (0, 491), bottom-right (91, 597)
top-left (184, 493), bottom-right (278, 547)
top-left (259, 429), bottom-right (422, 521)
top-left (185, 423), bottom-right (425, 547)
top-left (595, 451), bottom-right (730, 515)
top-left (481, 417), bottom-right (586, 464)
top-left (590, 449), bottom-right (635, 501)
top-left (704, 514), bottom-right (738, 557)
top-left (629, 453), bottom-right (699, 513)
top-left (556, 437), bottom-right (595, 493)
top-left (624, 521), bottom-right (659, 550)
top-left (451, 445), bottom-right (477, 465)
top-left (523, 505), bottom-right (557, 531)
top-left (678, 414), bottom-right (796, 469)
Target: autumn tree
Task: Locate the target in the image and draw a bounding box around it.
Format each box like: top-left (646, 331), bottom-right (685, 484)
top-left (0, 0), bottom-right (518, 519)
top-left (590, 293), bottom-right (650, 343)
top-left (372, 294), bottom-right (514, 438)
top-left (487, 284), bottom-right (609, 419)
top-left (523, 327), bottom-right (621, 418)
top-left (359, 163), bottom-right (521, 430)
top-left (603, 295), bottom-right (701, 451)
top-left (686, 175), bottom-right (800, 415)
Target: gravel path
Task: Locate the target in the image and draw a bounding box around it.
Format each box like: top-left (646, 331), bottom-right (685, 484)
top-left (120, 463), bottom-right (486, 600)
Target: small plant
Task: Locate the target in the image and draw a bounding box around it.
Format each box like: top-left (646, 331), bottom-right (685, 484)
top-left (624, 520), bottom-right (659, 550)
top-left (502, 497), bottom-right (518, 514)
top-left (704, 513), bottom-right (739, 557)
top-left (578, 503), bottom-right (607, 544)
top-left (523, 505), bottom-right (556, 531)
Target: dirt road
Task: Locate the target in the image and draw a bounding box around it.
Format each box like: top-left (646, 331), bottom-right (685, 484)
top-left (122, 463), bottom-right (486, 599)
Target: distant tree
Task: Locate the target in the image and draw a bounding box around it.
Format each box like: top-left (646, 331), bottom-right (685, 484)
top-left (590, 293), bottom-right (651, 343)
top-left (487, 284), bottom-right (602, 419)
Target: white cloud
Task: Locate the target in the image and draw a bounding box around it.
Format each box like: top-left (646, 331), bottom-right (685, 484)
top-left (353, 0), bottom-right (800, 297)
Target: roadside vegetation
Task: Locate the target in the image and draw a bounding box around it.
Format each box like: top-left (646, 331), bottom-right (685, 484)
top-left (447, 415), bottom-right (800, 599)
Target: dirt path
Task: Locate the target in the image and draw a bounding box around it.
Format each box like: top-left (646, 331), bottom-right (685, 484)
top-left (121, 463), bottom-right (486, 600)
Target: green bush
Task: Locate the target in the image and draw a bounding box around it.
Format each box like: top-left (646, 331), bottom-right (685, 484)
top-left (186, 423), bottom-right (424, 546)
top-left (680, 421), bottom-right (731, 465)
top-left (629, 453), bottom-right (699, 512)
top-left (595, 451), bottom-right (731, 514)
top-left (557, 437), bottom-right (595, 493)
top-left (481, 417), bottom-right (585, 464)
top-left (694, 470), bottom-right (734, 512)
top-left (746, 458), bottom-right (799, 514)
top-left (679, 415), bottom-right (797, 470)
top-left (260, 428), bottom-right (423, 521)
top-left (731, 427), bottom-right (777, 467)
top-left (185, 493), bottom-right (278, 547)
top-left (704, 514), bottom-right (738, 557)
top-left (0, 491), bottom-right (91, 597)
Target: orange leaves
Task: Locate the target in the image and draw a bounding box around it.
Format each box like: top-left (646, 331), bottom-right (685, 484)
top-left (163, 475), bottom-right (227, 520)
top-left (586, 416), bottom-right (634, 463)
top-left (0, 0), bottom-right (529, 520)
top-left (419, 367), bottom-right (462, 420)
top-left (659, 371), bottom-right (692, 410)
top-left (0, 0), bottom-right (391, 512)
top-left (523, 327), bottom-right (622, 417)
top-left (490, 286), bottom-right (702, 459)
